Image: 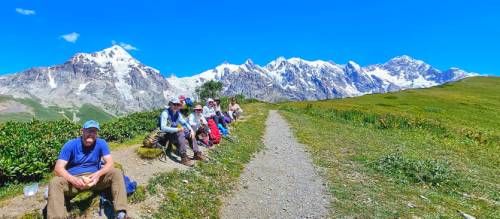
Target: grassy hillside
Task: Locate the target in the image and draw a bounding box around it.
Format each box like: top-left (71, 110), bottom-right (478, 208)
top-left (283, 76), bottom-right (500, 139)
top-left (278, 76), bottom-right (499, 218)
top-left (0, 95), bottom-right (115, 123)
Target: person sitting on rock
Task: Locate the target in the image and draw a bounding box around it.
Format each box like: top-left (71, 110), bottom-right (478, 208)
top-left (228, 97), bottom-right (243, 120)
top-left (48, 120), bottom-right (129, 219)
top-left (188, 104), bottom-right (211, 146)
top-left (160, 97), bottom-right (206, 166)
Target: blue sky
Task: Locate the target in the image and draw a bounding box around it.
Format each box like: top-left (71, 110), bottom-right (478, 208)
top-left (1, 0), bottom-right (499, 77)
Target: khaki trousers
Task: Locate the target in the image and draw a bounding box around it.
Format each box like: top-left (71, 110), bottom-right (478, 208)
top-left (47, 168), bottom-right (127, 219)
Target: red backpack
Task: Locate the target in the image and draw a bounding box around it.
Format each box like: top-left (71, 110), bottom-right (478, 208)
top-left (207, 118), bottom-right (221, 144)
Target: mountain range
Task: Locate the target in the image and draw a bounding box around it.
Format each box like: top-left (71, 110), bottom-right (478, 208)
top-left (0, 45), bottom-right (477, 119)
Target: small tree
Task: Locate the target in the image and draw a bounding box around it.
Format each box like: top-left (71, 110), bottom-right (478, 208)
top-left (195, 80), bottom-right (224, 102)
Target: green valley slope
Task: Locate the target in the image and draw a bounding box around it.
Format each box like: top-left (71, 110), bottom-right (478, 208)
top-left (0, 95), bottom-right (115, 123)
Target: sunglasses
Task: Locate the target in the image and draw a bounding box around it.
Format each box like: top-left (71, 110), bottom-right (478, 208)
top-left (195, 109), bottom-right (202, 111)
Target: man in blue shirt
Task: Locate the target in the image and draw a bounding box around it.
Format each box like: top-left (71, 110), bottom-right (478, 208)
top-left (47, 120), bottom-right (128, 219)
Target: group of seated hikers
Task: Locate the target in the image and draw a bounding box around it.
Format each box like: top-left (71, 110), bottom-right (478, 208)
top-left (45, 96), bottom-right (243, 218)
top-left (157, 95), bottom-right (243, 166)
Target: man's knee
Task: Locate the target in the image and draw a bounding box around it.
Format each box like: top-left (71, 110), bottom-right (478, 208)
top-left (48, 176), bottom-right (67, 192)
top-left (107, 167), bottom-right (123, 180)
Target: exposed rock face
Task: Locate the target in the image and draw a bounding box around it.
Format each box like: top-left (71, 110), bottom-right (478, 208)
top-left (0, 46), bottom-right (172, 115)
top-left (0, 46), bottom-right (477, 115)
top-left (168, 55), bottom-right (477, 102)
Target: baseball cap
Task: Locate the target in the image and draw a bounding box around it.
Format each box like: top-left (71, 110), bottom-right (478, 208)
top-left (83, 120), bottom-right (100, 130)
top-left (169, 97), bottom-right (181, 104)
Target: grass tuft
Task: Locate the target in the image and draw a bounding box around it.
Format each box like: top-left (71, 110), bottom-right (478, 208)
top-left (136, 147), bottom-right (163, 159)
top-left (373, 153), bottom-right (457, 187)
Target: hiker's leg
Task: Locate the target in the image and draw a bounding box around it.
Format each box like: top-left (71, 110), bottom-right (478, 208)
top-left (212, 115), bottom-right (221, 125)
top-left (47, 176), bottom-right (78, 219)
top-left (188, 133), bottom-right (201, 153)
top-left (174, 131), bottom-right (189, 155)
top-left (94, 168), bottom-right (127, 212)
top-left (219, 115), bottom-right (228, 128)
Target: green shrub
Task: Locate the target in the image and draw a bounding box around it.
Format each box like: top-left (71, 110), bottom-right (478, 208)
top-left (373, 153), bottom-right (457, 187)
top-left (100, 109), bottom-right (161, 142)
top-left (0, 119), bottom-right (80, 184)
top-left (0, 109), bottom-right (162, 185)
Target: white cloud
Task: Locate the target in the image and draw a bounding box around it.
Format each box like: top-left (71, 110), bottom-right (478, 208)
top-left (111, 40), bottom-right (138, 51)
top-left (60, 32), bottom-right (80, 43)
top-left (15, 8), bottom-right (36, 15)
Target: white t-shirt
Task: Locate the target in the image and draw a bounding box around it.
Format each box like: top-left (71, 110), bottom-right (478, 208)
top-left (188, 112), bottom-right (208, 131)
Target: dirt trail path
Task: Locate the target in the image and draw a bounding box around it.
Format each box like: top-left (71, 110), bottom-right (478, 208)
top-left (0, 143), bottom-right (203, 218)
top-left (221, 110), bottom-right (330, 219)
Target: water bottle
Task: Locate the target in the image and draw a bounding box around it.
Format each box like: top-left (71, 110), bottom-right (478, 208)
top-left (23, 183), bottom-right (39, 197)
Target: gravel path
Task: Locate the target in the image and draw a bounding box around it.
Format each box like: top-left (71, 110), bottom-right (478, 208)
top-left (221, 110), bottom-right (330, 219)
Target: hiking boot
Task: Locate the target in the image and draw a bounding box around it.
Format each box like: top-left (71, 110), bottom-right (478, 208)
top-left (180, 154), bottom-right (194, 166)
top-left (193, 151), bottom-right (207, 161)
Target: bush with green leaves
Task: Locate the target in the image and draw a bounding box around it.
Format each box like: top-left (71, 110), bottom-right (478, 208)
top-left (100, 109), bottom-right (161, 142)
top-left (195, 80), bottom-right (223, 102)
top-left (373, 153), bottom-right (457, 187)
top-left (0, 109), bottom-right (162, 185)
top-left (0, 119), bottom-right (80, 184)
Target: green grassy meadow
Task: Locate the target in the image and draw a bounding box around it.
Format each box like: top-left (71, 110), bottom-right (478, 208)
top-left (278, 77), bottom-right (499, 218)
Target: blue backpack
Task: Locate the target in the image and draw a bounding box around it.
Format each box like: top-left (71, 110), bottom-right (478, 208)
top-left (217, 123), bottom-right (228, 136)
top-left (124, 175), bottom-right (137, 194)
top-left (185, 97), bottom-right (194, 107)
top-left (97, 161), bottom-right (137, 216)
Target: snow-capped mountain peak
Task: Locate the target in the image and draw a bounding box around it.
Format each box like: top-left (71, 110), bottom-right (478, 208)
top-left (0, 46), bottom-right (171, 115)
top-left (167, 55), bottom-right (476, 102)
top-left (346, 61), bottom-right (361, 71)
top-left (388, 55), bottom-right (425, 66)
top-left (1, 48), bottom-right (478, 116)
top-left (71, 45), bottom-right (136, 67)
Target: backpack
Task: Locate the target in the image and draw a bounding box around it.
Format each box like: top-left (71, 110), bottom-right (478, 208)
top-left (217, 123), bottom-right (228, 136)
top-left (143, 128), bottom-right (161, 148)
top-left (207, 119), bottom-right (221, 145)
top-left (123, 175), bottom-right (137, 195)
top-left (185, 98), bottom-right (194, 107)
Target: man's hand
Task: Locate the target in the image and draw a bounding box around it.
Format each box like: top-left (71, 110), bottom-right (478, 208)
top-left (178, 127), bottom-right (184, 133)
top-left (69, 176), bottom-right (87, 190)
top-left (88, 171), bottom-right (101, 186)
